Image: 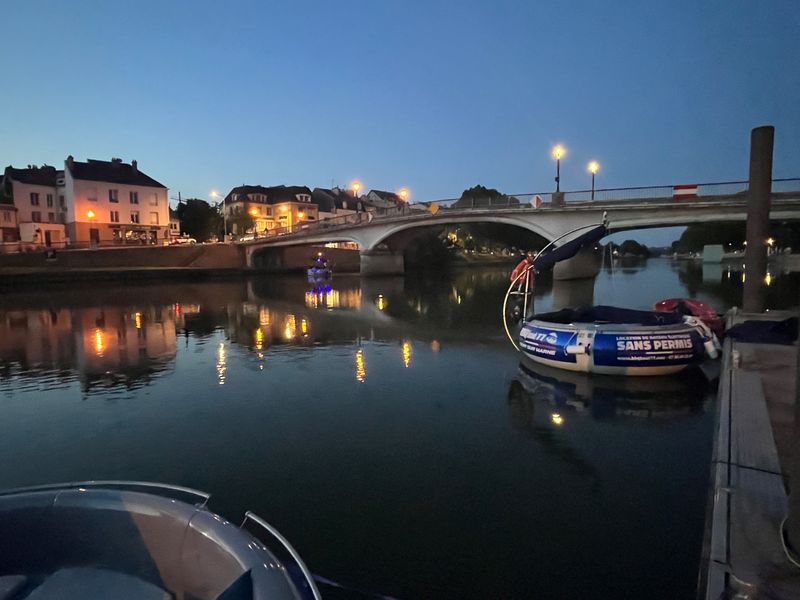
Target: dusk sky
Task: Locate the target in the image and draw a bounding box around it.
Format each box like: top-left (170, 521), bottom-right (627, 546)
top-left (2, 0), bottom-right (798, 244)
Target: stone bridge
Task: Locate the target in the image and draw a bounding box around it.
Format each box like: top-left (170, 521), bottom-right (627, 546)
top-left (242, 185), bottom-right (800, 275)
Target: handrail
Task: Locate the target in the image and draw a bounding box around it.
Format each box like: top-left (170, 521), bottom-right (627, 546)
top-left (241, 511), bottom-right (323, 600)
top-left (0, 480), bottom-right (211, 506)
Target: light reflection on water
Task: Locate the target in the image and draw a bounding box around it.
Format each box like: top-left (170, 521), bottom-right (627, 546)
top-left (0, 259), bottom-right (797, 599)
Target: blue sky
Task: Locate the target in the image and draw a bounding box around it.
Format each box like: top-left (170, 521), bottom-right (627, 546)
top-left (1, 0), bottom-right (798, 244)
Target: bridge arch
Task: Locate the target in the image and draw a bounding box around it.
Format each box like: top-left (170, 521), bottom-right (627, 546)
top-left (365, 214), bottom-right (560, 251)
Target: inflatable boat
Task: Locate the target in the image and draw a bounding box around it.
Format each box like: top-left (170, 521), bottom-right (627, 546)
top-left (0, 481), bottom-right (320, 600)
top-left (519, 306), bottom-right (719, 376)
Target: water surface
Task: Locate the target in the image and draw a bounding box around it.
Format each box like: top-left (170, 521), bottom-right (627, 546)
top-left (0, 259), bottom-right (797, 599)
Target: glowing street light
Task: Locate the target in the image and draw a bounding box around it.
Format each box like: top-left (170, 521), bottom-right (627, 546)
top-left (87, 210), bottom-right (96, 219)
top-left (552, 145), bottom-right (565, 192)
top-left (249, 208), bottom-right (259, 216)
top-left (351, 181), bottom-right (362, 197)
top-left (587, 161), bottom-right (600, 201)
top-left (398, 188), bottom-right (409, 201)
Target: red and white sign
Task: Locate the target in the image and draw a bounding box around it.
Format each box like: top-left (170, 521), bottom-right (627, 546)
top-left (672, 184), bottom-right (698, 200)
top-left (531, 195), bottom-right (543, 209)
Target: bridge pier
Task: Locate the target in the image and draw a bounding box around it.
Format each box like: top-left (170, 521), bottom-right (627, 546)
top-left (553, 245), bottom-right (603, 280)
top-left (552, 276), bottom-right (595, 310)
top-left (360, 249), bottom-right (405, 276)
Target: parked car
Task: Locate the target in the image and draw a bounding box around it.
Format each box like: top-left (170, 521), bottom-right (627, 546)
top-left (170, 236), bottom-right (197, 245)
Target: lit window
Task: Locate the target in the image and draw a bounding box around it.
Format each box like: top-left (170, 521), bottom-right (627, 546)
top-left (150, 212), bottom-right (159, 225)
top-left (130, 211), bottom-right (140, 224)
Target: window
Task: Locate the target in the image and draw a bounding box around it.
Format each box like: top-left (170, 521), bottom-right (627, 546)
top-left (87, 188), bottom-right (98, 202)
top-left (170, 221), bottom-right (178, 231)
top-left (46, 194), bottom-right (54, 207)
top-left (265, 207), bottom-right (272, 216)
top-left (110, 210), bottom-right (120, 223)
top-left (57, 213), bottom-right (66, 224)
top-left (32, 211), bottom-right (42, 222)
top-left (130, 191), bottom-right (139, 204)
top-left (48, 212), bottom-right (55, 223)
top-left (59, 195), bottom-right (65, 208)
top-left (109, 189), bottom-right (119, 203)
top-left (30, 193), bottom-right (40, 206)
top-left (149, 193), bottom-right (158, 206)
top-left (130, 211), bottom-right (140, 224)
top-left (150, 212), bottom-right (159, 225)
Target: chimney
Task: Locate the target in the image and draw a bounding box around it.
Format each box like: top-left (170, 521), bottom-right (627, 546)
top-left (66, 155), bottom-right (74, 171)
top-left (131, 160), bottom-right (138, 173)
top-left (111, 157), bottom-right (122, 164)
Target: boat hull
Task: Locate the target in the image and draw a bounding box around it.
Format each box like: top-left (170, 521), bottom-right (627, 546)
top-left (520, 317), bottom-right (708, 376)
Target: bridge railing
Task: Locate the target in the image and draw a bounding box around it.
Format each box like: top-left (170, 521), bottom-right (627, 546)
top-left (242, 178), bottom-right (800, 242)
top-left (430, 178), bottom-right (800, 208)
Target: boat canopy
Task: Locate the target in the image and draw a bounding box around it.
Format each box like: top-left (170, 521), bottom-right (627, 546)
top-left (533, 305), bottom-right (686, 326)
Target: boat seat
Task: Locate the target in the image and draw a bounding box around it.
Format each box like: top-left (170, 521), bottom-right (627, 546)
top-left (24, 568), bottom-right (171, 600)
top-left (0, 575), bottom-right (26, 600)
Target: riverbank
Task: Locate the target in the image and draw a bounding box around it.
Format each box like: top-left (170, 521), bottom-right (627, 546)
top-left (0, 266), bottom-right (252, 291)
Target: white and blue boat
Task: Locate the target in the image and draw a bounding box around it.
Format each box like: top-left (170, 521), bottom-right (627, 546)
top-left (519, 305), bottom-right (718, 376)
top-left (503, 220), bottom-right (720, 376)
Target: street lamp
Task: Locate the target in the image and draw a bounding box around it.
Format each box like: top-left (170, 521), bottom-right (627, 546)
top-left (210, 190), bottom-right (227, 241)
top-left (398, 188), bottom-right (409, 201)
top-left (351, 181), bottom-right (362, 197)
top-left (587, 161), bottom-right (600, 200)
top-left (552, 145), bottom-right (565, 192)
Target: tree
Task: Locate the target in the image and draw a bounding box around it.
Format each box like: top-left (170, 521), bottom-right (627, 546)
top-left (227, 209), bottom-right (255, 238)
top-left (618, 239), bottom-right (650, 257)
top-left (176, 199), bottom-right (223, 242)
top-left (454, 185), bottom-right (519, 208)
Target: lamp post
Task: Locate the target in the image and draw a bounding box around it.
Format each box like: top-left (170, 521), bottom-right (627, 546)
top-left (552, 145), bottom-right (565, 192)
top-left (249, 207), bottom-right (260, 238)
top-left (210, 190), bottom-right (228, 242)
top-left (398, 188), bottom-right (409, 214)
top-left (588, 161), bottom-right (600, 201)
top-left (351, 181), bottom-right (361, 198)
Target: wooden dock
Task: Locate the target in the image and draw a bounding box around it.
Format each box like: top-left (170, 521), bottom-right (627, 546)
top-left (702, 310), bottom-right (800, 599)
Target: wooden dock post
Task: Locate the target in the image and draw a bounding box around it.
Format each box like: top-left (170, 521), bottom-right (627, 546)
top-left (742, 125), bottom-right (774, 313)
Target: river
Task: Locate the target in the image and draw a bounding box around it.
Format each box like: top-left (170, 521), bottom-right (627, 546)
top-left (0, 259), bottom-right (797, 599)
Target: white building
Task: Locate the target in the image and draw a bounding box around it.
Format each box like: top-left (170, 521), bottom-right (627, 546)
top-left (64, 156), bottom-right (170, 246)
top-left (2, 157), bottom-right (170, 247)
top-left (1, 165), bottom-right (67, 247)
